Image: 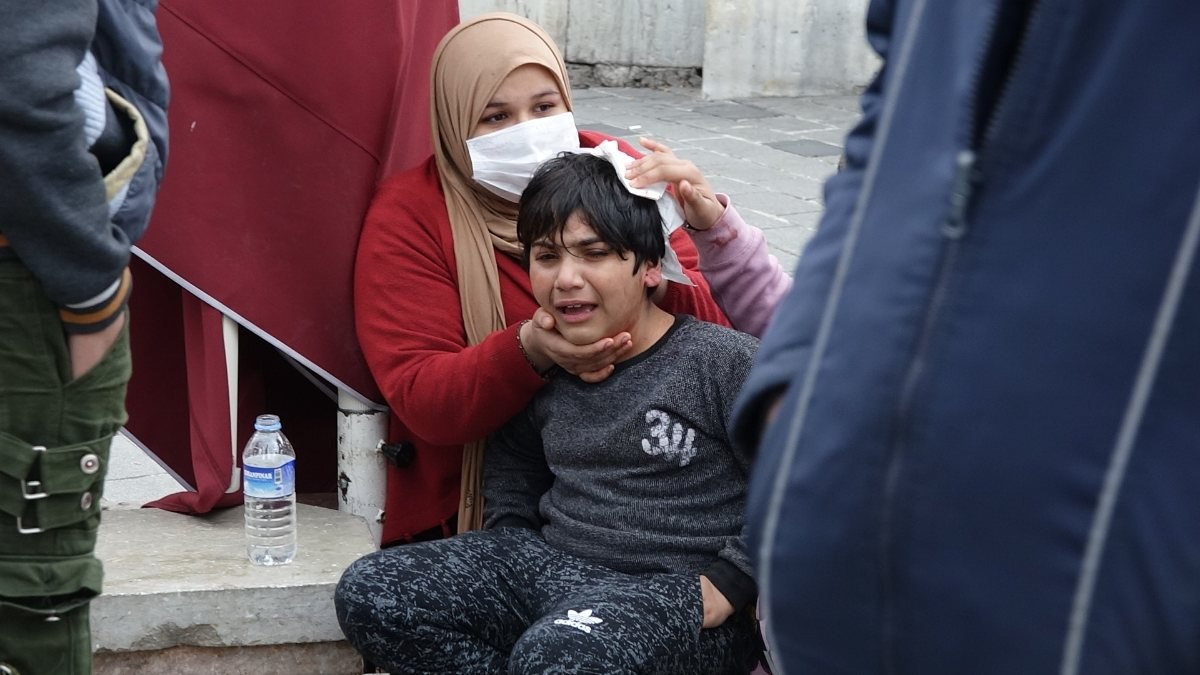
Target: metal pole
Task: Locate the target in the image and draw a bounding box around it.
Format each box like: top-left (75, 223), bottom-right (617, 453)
top-left (222, 315), bottom-right (241, 494)
top-left (336, 389), bottom-right (387, 547)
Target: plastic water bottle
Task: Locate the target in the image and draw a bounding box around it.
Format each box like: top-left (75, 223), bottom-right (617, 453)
top-left (243, 414), bottom-right (297, 565)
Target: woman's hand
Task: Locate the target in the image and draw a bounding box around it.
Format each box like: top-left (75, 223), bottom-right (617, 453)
top-left (626, 137), bottom-right (724, 231)
top-left (521, 308), bottom-right (633, 383)
top-left (699, 575), bottom-right (735, 628)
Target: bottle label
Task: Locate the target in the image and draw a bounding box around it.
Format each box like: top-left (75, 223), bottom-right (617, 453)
top-left (243, 459), bottom-right (296, 499)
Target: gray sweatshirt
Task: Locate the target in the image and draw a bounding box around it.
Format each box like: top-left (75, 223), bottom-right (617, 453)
top-left (485, 315), bottom-right (760, 610)
top-left (0, 0), bottom-right (167, 333)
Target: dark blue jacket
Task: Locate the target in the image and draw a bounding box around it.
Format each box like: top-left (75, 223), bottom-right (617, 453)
top-left (732, 1), bottom-right (1200, 673)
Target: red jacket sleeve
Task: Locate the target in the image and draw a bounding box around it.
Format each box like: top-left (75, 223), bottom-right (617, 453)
top-left (354, 162), bottom-right (546, 446)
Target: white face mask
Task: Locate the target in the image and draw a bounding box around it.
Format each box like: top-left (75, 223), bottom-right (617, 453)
top-left (466, 112), bottom-right (580, 202)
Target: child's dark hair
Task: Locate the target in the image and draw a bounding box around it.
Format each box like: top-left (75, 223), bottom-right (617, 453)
top-left (517, 152), bottom-right (666, 272)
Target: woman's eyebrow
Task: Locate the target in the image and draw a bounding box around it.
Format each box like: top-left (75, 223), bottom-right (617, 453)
top-left (484, 89), bottom-right (558, 111)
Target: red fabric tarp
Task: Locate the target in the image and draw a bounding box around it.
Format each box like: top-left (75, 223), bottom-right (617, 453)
top-left (127, 0), bottom-right (458, 512)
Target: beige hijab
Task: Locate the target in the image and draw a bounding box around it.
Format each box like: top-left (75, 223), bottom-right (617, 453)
top-left (430, 13), bottom-right (573, 532)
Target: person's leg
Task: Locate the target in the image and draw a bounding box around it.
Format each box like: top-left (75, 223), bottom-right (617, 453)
top-left (0, 261), bottom-right (131, 675)
top-left (335, 526), bottom-right (549, 674)
top-left (510, 562), bottom-right (759, 675)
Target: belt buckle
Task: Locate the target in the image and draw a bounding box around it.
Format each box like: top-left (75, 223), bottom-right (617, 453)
top-left (21, 445), bottom-right (49, 500)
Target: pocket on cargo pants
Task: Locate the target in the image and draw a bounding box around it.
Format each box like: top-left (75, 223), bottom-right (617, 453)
top-left (0, 556), bottom-right (102, 675)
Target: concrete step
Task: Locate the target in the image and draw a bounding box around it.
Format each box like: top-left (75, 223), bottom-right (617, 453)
top-left (92, 504), bottom-right (373, 674)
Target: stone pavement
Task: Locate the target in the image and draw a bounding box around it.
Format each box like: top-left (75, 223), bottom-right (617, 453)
top-left (573, 87), bottom-right (861, 271)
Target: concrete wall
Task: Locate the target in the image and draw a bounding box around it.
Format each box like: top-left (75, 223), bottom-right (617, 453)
top-left (458, 0), bottom-right (570, 49)
top-left (567, 1), bottom-right (704, 68)
top-left (704, 0), bottom-right (880, 98)
top-left (458, 0), bottom-right (879, 98)
top-left (458, 0), bottom-right (702, 67)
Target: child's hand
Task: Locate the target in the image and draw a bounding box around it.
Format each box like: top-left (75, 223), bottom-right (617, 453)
top-left (525, 308), bottom-right (633, 382)
top-left (699, 575), bottom-right (735, 628)
top-left (626, 138), bottom-right (724, 231)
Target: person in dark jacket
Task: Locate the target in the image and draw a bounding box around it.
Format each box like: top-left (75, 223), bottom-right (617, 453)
top-left (731, 1), bottom-right (1200, 674)
top-left (0, 0), bottom-right (168, 672)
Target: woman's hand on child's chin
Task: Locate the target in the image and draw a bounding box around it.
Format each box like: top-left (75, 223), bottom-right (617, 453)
top-left (626, 137), bottom-right (724, 231)
top-left (699, 575), bottom-right (735, 629)
top-left (527, 308), bottom-right (632, 382)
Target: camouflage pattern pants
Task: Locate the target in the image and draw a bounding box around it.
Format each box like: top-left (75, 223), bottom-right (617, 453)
top-left (0, 261), bottom-right (130, 675)
top-left (335, 527), bottom-right (758, 674)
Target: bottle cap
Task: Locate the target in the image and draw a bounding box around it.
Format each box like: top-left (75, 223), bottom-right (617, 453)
top-left (254, 414), bottom-right (282, 432)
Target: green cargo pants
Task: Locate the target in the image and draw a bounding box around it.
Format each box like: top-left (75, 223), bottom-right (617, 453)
top-left (0, 260), bottom-right (131, 675)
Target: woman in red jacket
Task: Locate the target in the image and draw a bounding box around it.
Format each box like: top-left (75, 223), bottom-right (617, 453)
top-left (356, 12), bottom-right (787, 544)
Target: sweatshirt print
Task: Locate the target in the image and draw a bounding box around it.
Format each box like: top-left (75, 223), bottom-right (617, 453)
top-left (485, 315), bottom-right (760, 594)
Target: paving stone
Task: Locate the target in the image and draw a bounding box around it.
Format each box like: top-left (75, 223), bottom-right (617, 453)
top-left (768, 155), bottom-right (840, 183)
top-left (586, 90), bottom-right (702, 112)
top-left (577, 122), bottom-right (632, 138)
top-left (810, 95), bottom-right (866, 113)
top-left (799, 127), bottom-right (855, 145)
top-left (736, 191), bottom-right (825, 217)
top-left (672, 115), bottom-right (786, 134)
top-left (815, 154), bottom-right (842, 168)
top-left (759, 222), bottom-right (820, 255)
top-left (787, 211), bottom-right (825, 234)
top-left (569, 88), bottom-right (610, 101)
top-left (577, 110), bottom-right (660, 130)
top-left (767, 178), bottom-right (826, 203)
top-left (101, 433), bottom-right (189, 509)
top-left (731, 96), bottom-right (813, 112)
top-left (101, 472), bottom-right (187, 510)
top-left (105, 434), bottom-right (174, 480)
top-left (768, 139), bottom-right (844, 157)
top-left (625, 121), bottom-right (723, 144)
top-left (690, 135), bottom-right (765, 159)
top-left (619, 88), bottom-right (705, 105)
top-left (690, 101), bottom-right (780, 120)
top-left (682, 152), bottom-right (806, 187)
top-left (721, 124), bottom-right (829, 144)
top-left (745, 98), bottom-right (860, 124)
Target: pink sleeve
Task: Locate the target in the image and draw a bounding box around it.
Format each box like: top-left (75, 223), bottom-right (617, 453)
top-left (689, 194), bottom-right (794, 337)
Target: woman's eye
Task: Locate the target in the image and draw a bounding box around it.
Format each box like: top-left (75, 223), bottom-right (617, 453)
top-left (534, 251), bottom-right (559, 262)
top-left (534, 102), bottom-right (558, 114)
top-left (584, 248), bottom-right (610, 259)
top-left (480, 111), bottom-right (507, 125)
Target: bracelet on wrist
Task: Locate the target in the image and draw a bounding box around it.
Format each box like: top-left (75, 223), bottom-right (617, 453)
top-left (516, 320), bottom-right (548, 378)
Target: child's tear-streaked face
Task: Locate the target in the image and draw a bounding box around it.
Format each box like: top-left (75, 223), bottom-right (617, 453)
top-left (528, 212), bottom-right (662, 346)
